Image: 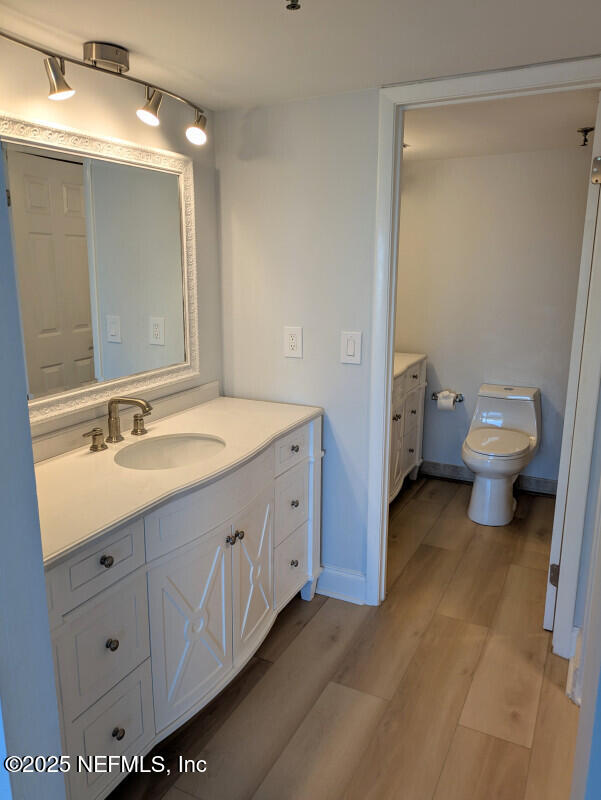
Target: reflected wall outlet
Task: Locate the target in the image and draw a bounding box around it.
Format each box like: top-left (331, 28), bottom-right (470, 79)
top-left (149, 316), bottom-right (165, 346)
top-left (284, 326), bottom-right (303, 358)
top-left (106, 314), bottom-right (121, 343)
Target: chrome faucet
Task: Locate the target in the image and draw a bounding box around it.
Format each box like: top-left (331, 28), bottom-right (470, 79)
top-left (106, 396), bottom-right (153, 443)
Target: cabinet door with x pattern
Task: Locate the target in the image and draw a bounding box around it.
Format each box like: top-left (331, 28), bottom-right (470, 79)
top-left (231, 486), bottom-right (275, 666)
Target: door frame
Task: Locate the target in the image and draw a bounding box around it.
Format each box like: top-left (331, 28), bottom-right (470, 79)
top-left (367, 55), bottom-right (601, 606)
top-left (365, 55), bottom-right (601, 799)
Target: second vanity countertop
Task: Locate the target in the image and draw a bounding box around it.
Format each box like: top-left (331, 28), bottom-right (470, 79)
top-left (35, 397), bottom-right (322, 567)
top-left (393, 352), bottom-right (426, 378)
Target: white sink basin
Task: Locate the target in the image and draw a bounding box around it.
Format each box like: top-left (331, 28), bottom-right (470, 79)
top-left (114, 434), bottom-right (226, 470)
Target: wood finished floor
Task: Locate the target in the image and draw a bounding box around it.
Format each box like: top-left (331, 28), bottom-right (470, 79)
top-left (110, 478), bottom-right (579, 800)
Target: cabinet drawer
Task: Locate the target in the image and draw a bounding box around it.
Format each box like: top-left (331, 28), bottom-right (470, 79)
top-left (54, 571), bottom-right (150, 721)
top-left (274, 523), bottom-right (309, 610)
top-left (145, 446), bottom-right (273, 561)
top-left (65, 661), bottom-right (154, 800)
top-left (405, 359), bottom-right (426, 390)
top-left (402, 426), bottom-right (419, 475)
top-left (274, 462), bottom-right (309, 546)
top-left (275, 423), bottom-right (310, 476)
top-left (403, 386), bottom-right (425, 435)
top-left (47, 519), bottom-right (145, 617)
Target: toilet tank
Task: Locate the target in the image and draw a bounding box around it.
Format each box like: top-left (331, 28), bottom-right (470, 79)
top-left (472, 384), bottom-right (541, 441)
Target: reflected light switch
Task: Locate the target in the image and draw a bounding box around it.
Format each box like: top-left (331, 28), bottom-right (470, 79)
top-left (341, 331), bottom-right (362, 364)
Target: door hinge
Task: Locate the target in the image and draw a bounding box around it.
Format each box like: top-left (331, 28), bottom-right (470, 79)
top-left (549, 563), bottom-right (560, 588)
top-left (5, 189), bottom-right (10, 206)
top-left (593, 156), bottom-right (601, 184)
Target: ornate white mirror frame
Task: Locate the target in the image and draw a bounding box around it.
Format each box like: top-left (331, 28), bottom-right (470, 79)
top-left (0, 112), bottom-right (200, 429)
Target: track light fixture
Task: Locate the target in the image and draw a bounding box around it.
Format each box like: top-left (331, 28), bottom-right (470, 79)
top-left (186, 110), bottom-right (208, 146)
top-left (44, 56), bottom-right (75, 101)
top-left (137, 88), bottom-right (163, 127)
top-left (0, 30), bottom-right (207, 146)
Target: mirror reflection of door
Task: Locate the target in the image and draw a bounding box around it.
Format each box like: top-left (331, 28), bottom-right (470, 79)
top-left (6, 148), bottom-right (95, 399)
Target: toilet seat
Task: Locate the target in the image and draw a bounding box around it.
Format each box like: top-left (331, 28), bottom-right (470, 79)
top-left (465, 427), bottom-right (530, 458)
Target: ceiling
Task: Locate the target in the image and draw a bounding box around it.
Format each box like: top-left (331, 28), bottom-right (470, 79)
top-left (1, 0), bottom-right (601, 111)
top-left (403, 89), bottom-right (600, 161)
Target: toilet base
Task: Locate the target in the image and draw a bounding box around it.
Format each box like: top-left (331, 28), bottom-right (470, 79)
top-left (468, 474), bottom-right (517, 526)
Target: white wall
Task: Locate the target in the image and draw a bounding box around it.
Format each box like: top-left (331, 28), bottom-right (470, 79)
top-left (89, 160), bottom-right (185, 380)
top-left (216, 90), bottom-right (380, 584)
top-left (396, 147), bottom-right (590, 481)
top-left (0, 38), bottom-right (222, 399)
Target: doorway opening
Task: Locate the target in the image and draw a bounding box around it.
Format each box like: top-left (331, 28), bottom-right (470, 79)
top-left (371, 73), bottom-right (601, 797)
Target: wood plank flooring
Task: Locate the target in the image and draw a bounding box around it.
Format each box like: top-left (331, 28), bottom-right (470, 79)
top-left (111, 478), bottom-right (579, 800)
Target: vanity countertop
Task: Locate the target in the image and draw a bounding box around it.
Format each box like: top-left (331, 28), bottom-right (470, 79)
top-left (394, 352), bottom-right (426, 378)
top-left (35, 397), bottom-right (322, 566)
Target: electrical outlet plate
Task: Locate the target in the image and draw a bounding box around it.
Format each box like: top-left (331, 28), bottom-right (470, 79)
top-left (340, 331), bottom-right (362, 364)
top-left (149, 316), bottom-right (165, 346)
top-left (284, 326), bottom-right (303, 358)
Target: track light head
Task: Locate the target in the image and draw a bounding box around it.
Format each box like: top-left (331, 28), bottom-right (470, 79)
top-left (44, 56), bottom-right (75, 101)
top-left (186, 111), bottom-right (208, 146)
top-left (136, 88), bottom-right (163, 127)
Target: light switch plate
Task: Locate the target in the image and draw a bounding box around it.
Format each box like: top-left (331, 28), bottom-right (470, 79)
top-left (284, 326), bottom-right (303, 358)
top-left (149, 316), bottom-right (165, 346)
top-left (106, 314), bottom-right (121, 343)
top-left (341, 331), bottom-right (362, 364)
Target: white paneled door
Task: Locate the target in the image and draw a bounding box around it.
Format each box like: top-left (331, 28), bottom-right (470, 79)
top-left (148, 524), bottom-right (233, 732)
top-left (5, 147), bottom-right (94, 398)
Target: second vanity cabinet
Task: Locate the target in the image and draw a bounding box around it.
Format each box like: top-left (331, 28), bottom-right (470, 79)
top-left (45, 411), bottom-right (322, 800)
top-left (389, 353), bottom-right (427, 502)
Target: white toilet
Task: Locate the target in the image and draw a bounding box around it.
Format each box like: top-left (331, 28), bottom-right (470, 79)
top-left (462, 384), bottom-right (541, 526)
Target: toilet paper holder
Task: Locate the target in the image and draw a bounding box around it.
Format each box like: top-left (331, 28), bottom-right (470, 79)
top-left (431, 391), bottom-right (464, 403)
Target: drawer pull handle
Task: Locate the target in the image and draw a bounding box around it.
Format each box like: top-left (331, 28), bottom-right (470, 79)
top-left (99, 554), bottom-right (114, 569)
top-left (412, 373), bottom-right (418, 379)
top-left (411, 409), bottom-right (417, 415)
top-left (392, 413), bottom-right (401, 421)
top-left (408, 448), bottom-right (415, 454)
top-left (290, 559), bottom-right (299, 568)
top-left (290, 499), bottom-right (300, 508)
top-left (112, 727), bottom-right (126, 741)
top-left (290, 444), bottom-right (300, 453)
top-left (106, 638), bottom-right (120, 652)
top-left (235, 530), bottom-right (245, 541)
top-left (225, 534), bottom-right (237, 545)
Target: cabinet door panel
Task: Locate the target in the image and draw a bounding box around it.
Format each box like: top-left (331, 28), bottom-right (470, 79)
top-left (232, 487), bottom-right (275, 665)
top-left (148, 525), bottom-right (233, 731)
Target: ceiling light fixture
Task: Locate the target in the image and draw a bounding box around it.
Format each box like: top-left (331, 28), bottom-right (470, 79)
top-left (0, 30), bottom-right (207, 146)
top-left (44, 56), bottom-right (75, 101)
top-left (186, 110), bottom-right (208, 146)
top-left (286, 1), bottom-right (301, 9)
top-left (137, 88), bottom-right (163, 127)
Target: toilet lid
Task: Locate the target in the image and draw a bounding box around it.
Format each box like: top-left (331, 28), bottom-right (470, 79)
top-left (466, 427), bottom-right (531, 457)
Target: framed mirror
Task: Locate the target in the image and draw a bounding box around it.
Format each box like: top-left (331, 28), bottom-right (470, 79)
top-left (0, 113), bottom-right (199, 427)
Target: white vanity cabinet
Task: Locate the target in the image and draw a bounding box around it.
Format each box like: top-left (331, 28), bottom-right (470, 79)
top-left (147, 485), bottom-right (274, 731)
top-left (389, 353), bottom-right (427, 502)
top-left (44, 412), bottom-right (322, 800)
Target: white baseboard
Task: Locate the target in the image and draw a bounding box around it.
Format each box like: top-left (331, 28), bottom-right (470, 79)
top-left (420, 460), bottom-right (557, 495)
top-left (317, 565), bottom-right (366, 605)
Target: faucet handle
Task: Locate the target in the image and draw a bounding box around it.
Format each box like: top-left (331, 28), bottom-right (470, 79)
top-left (131, 413), bottom-right (148, 436)
top-left (83, 427), bottom-right (107, 452)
